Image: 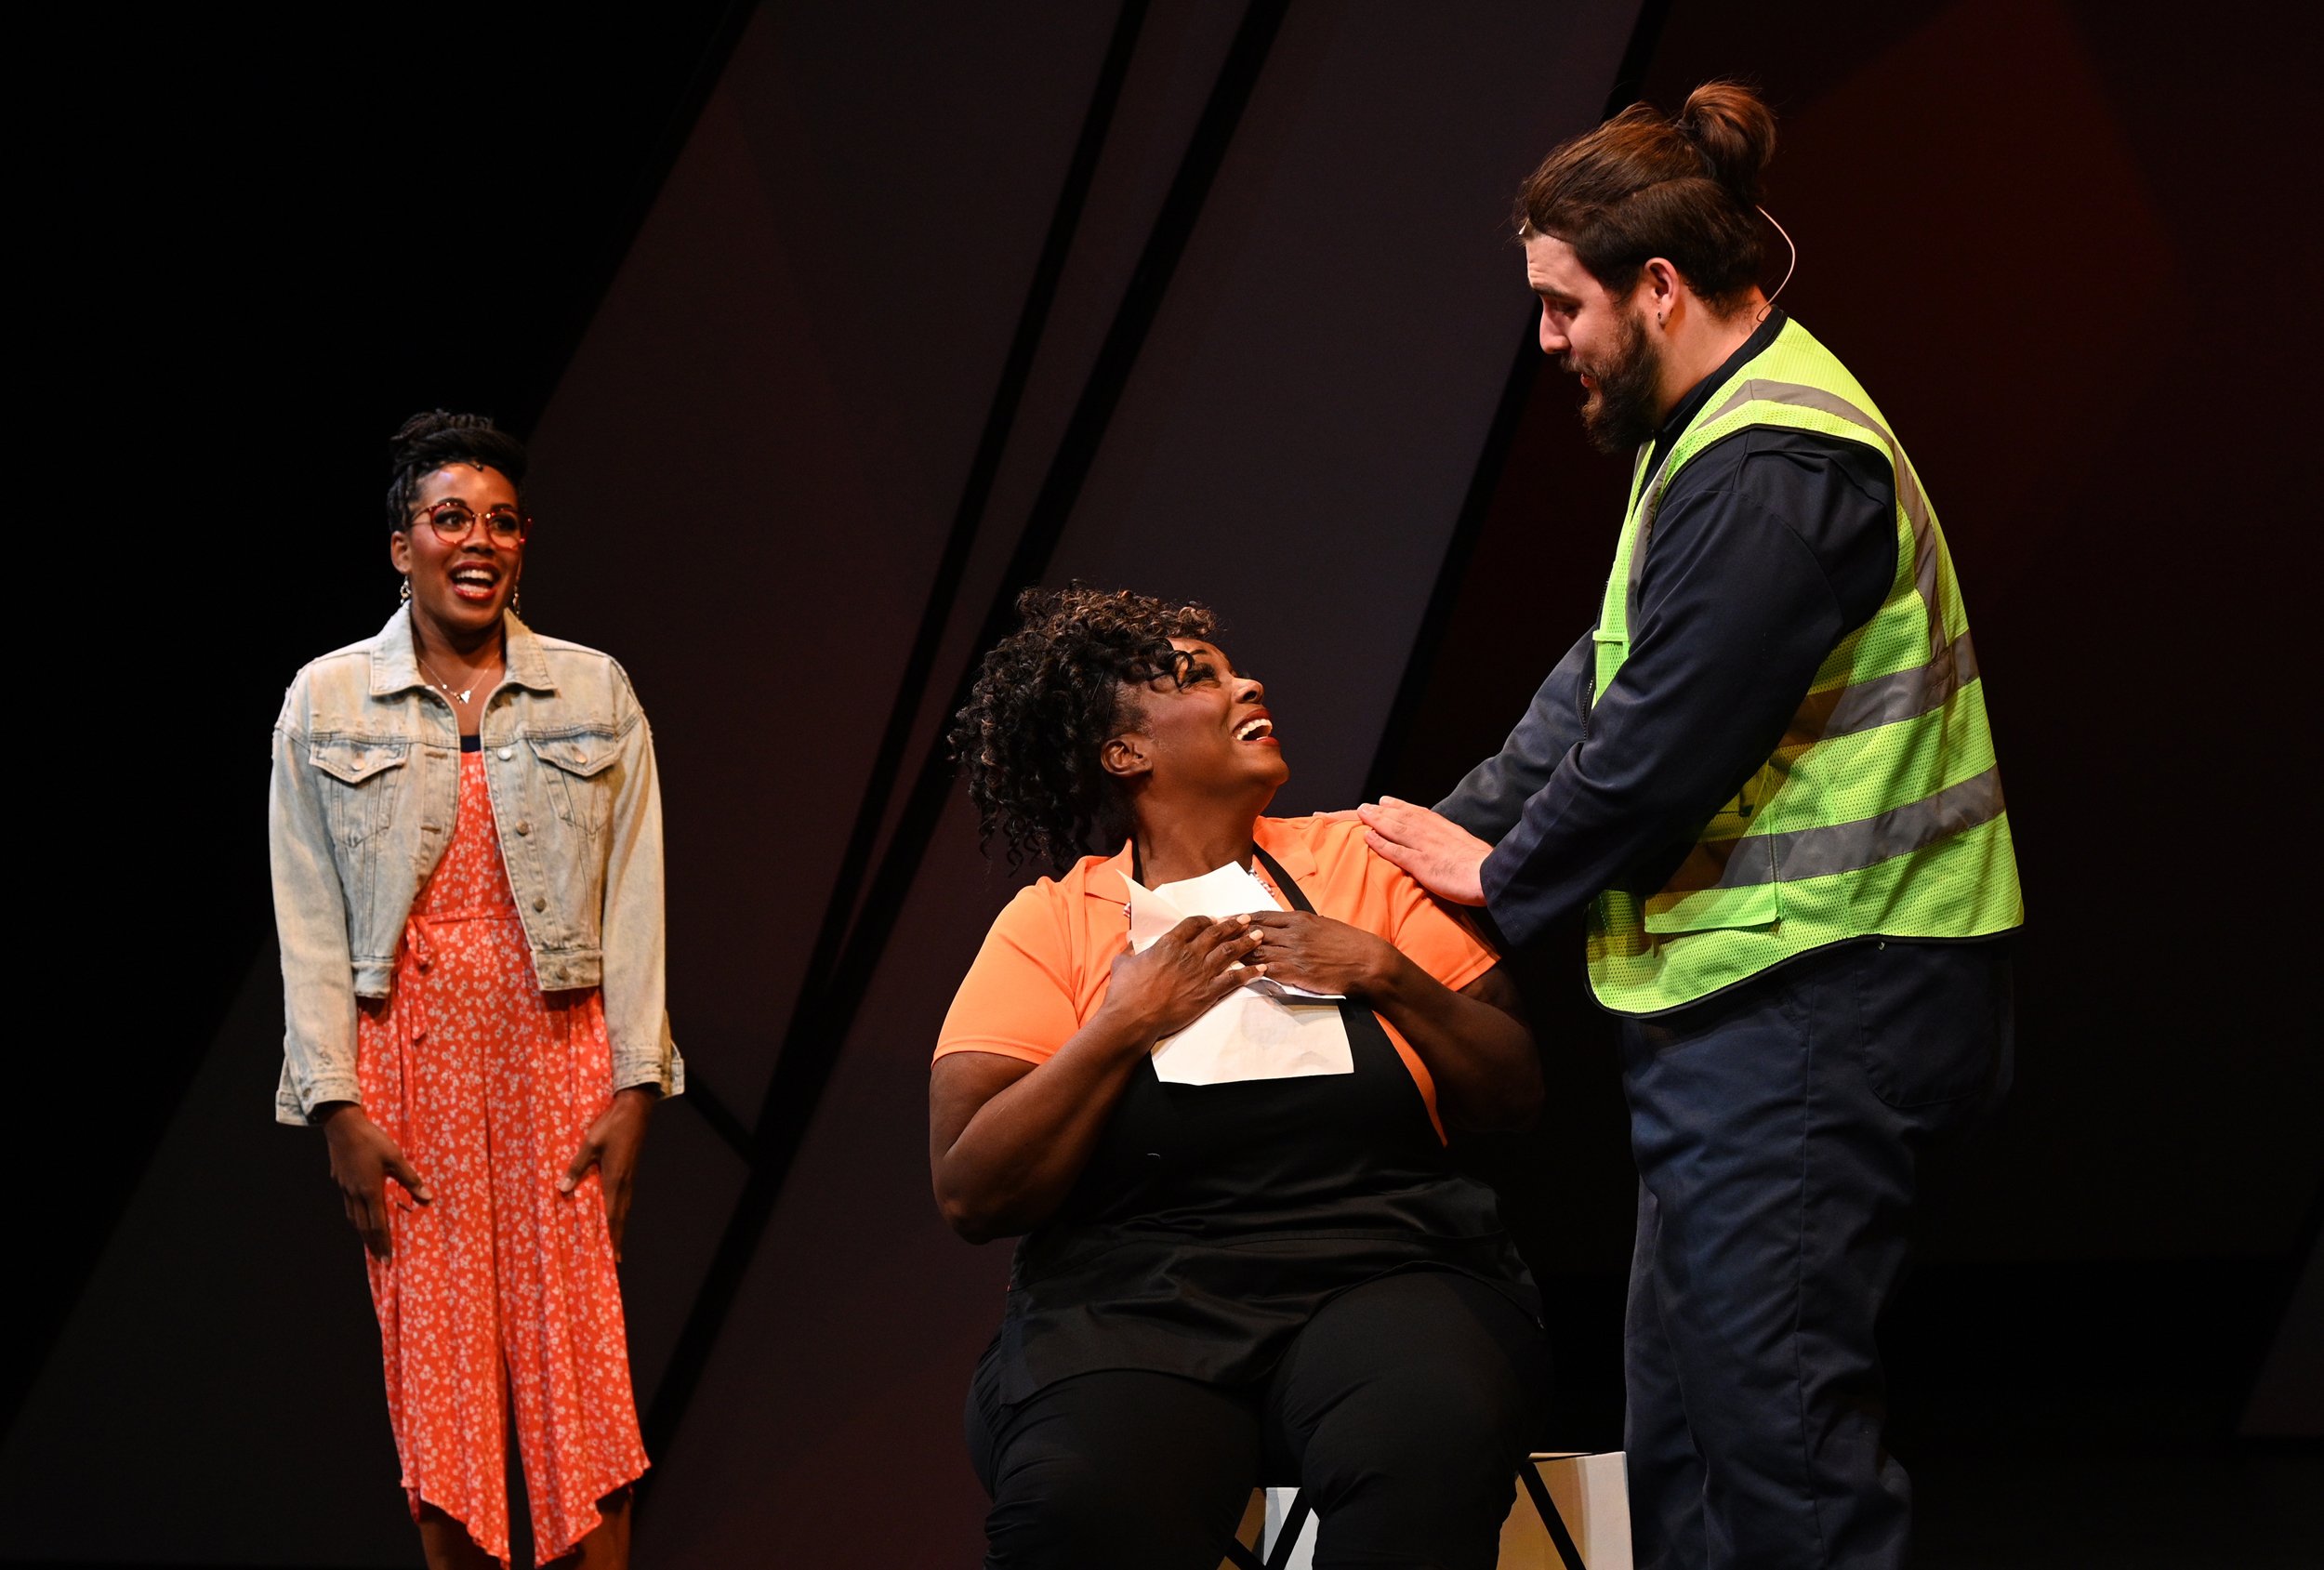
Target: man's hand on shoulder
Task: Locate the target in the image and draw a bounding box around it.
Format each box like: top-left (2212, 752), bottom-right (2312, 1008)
top-left (1357, 798), bottom-right (1490, 906)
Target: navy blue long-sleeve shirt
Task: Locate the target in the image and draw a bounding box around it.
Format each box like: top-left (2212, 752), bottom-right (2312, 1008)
top-left (1439, 309), bottom-right (1902, 952)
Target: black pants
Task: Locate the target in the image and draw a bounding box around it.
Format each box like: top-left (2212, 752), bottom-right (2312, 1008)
top-left (1621, 939), bottom-right (2013, 1570)
top-left (967, 1269), bottom-right (1551, 1570)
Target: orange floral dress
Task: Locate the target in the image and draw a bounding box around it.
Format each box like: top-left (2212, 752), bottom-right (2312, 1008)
top-left (356, 746), bottom-right (648, 1563)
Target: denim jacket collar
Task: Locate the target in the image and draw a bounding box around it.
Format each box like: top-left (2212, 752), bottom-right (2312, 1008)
top-left (367, 606), bottom-right (559, 699)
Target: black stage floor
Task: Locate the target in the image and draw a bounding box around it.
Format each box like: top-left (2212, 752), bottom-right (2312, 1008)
top-left (7, 1261), bottom-right (2314, 1568)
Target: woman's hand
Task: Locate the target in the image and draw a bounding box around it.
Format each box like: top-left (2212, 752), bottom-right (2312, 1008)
top-left (1241, 910), bottom-right (1399, 998)
top-left (1097, 915), bottom-right (1265, 1039)
top-left (561, 1087), bottom-right (659, 1260)
top-left (931, 917), bottom-right (1257, 1243)
top-left (318, 1102), bottom-right (430, 1260)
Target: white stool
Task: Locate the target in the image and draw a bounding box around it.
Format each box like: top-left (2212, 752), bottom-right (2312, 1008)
top-left (1220, 1452), bottom-right (1631, 1570)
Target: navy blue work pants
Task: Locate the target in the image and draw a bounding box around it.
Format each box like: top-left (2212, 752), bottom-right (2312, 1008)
top-left (1619, 938), bottom-right (2013, 1570)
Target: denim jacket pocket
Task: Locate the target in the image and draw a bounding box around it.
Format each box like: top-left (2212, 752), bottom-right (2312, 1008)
top-left (528, 731), bottom-right (619, 836)
top-left (308, 738), bottom-right (410, 850)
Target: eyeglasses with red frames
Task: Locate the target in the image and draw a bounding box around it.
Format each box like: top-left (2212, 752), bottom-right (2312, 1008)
top-left (410, 500), bottom-right (530, 546)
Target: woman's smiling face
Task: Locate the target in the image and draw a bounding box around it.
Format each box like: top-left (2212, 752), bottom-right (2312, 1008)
top-left (1107, 637), bottom-right (1288, 800)
top-left (390, 462), bottom-right (524, 640)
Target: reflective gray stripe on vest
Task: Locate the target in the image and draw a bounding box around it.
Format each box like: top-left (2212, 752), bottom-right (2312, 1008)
top-left (1631, 378), bottom-right (1943, 647)
top-left (1627, 376), bottom-right (1962, 742)
top-left (1660, 765), bottom-right (2007, 894)
top-left (1727, 379), bottom-right (1945, 659)
top-left (1786, 629), bottom-right (1981, 748)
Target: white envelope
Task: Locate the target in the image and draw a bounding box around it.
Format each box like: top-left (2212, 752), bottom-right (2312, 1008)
top-left (1125, 860), bottom-right (1354, 1086)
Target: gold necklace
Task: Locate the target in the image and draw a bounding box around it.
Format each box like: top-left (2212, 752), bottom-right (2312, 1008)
top-left (416, 648), bottom-right (497, 706)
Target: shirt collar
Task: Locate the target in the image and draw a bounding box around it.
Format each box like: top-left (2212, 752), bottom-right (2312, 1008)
top-left (1077, 818), bottom-right (1320, 904)
top-left (1083, 842), bottom-right (1137, 905)
top-left (1644, 305), bottom-right (1789, 468)
top-left (369, 606), bottom-right (556, 697)
top-left (1253, 817), bottom-right (1320, 887)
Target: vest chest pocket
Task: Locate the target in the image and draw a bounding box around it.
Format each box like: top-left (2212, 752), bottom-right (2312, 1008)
top-left (1649, 760), bottom-right (1791, 934)
top-left (1699, 760), bottom-right (1787, 842)
top-left (527, 732), bottom-right (618, 835)
top-left (307, 739), bottom-right (410, 849)
top-left (1644, 872), bottom-right (1780, 934)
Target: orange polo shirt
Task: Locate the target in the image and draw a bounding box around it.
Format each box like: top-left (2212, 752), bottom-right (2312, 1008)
top-left (935, 814), bottom-right (1499, 1137)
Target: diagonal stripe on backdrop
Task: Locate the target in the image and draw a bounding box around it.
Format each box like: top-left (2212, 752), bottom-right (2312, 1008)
top-left (641, 0), bottom-right (1295, 1467)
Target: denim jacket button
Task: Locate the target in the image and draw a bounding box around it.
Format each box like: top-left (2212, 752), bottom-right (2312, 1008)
top-left (515, 820), bottom-right (531, 836)
top-left (533, 897), bottom-right (547, 912)
top-left (498, 746), bottom-right (513, 760)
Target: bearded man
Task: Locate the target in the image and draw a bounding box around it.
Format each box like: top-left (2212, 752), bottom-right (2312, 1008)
top-left (1361, 82), bottom-right (2023, 1570)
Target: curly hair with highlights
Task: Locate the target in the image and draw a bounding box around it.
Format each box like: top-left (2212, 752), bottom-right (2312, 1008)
top-left (952, 586), bottom-right (1220, 871)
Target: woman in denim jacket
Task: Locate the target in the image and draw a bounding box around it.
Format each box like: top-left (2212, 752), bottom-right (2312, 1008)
top-left (270, 412), bottom-right (680, 1569)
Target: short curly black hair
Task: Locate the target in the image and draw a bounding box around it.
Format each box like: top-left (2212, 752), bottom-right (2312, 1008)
top-left (952, 586), bottom-right (1220, 871)
top-left (384, 410), bottom-right (529, 531)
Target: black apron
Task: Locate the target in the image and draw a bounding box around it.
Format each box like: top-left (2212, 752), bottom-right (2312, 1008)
top-left (984, 848), bottom-right (1539, 1405)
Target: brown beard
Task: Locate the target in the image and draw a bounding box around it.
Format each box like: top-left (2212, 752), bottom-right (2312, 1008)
top-left (1573, 308), bottom-right (1663, 455)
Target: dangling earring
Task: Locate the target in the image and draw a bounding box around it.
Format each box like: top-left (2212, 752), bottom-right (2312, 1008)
top-left (399, 574), bottom-right (412, 603)
top-left (512, 584), bottom-right (523, 619)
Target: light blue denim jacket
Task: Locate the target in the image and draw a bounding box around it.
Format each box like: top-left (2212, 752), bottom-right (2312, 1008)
top-left (269, 607), bottom-right (683, 1124)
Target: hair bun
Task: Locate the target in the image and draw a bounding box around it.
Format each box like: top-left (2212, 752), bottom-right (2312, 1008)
top-left (381, 411), bottom-right (530, 530)
top-left (389, 409), bottom-right (499, 464)
top-left (1675, 80), bottom-right (1776, 204)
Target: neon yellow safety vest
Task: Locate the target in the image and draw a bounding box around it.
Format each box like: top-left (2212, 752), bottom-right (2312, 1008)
top-left (1587, 318), bottom-right (2023, 1013)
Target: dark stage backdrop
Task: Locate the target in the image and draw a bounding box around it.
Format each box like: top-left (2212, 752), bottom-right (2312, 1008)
top-left (10, 1), bottom-right (2317, 1564)
top-left (1367, 0), bottom-right (2324, 1523)
top-left (7, 2), bottom-right (1639, 1563)
top-left (1385, 0), bottom-right (2323, 1268)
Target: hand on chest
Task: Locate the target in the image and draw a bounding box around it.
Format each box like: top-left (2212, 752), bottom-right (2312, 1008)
top-left (1125, 860), bottom-right (1353, 1087)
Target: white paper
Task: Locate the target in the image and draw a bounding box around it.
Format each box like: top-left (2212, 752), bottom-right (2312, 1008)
top-left (1126, 862), bottom-right (1342, 1000)
top-left (1125, 860), bottom-right (1353, 1086)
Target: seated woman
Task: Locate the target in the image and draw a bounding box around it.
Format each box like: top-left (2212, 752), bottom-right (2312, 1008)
top-left (931, 587), bottom-right (1552, 1570)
